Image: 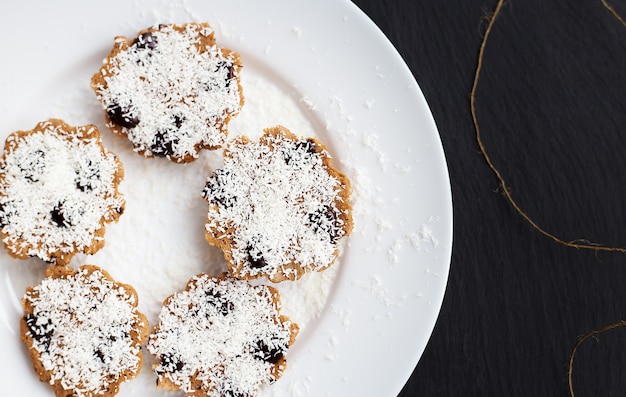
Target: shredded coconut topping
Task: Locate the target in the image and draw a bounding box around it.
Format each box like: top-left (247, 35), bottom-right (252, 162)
top-left (92, 23), bottom-right (243, 162)
top-left (147, 274), bottom-right (297, 397)
top-left (0, 119), bottom-right (124, 264)
top-left (22, 266), bottom-right (146, 396)
top-left (202, 126), bottom-right (352, 282)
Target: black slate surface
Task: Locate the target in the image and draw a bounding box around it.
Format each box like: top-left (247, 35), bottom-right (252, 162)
top-left (351, 0), bottom-right (626, 395)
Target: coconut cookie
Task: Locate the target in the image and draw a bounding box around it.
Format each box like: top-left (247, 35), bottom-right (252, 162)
top-left (147, 273), bottom-right (298, 397)
top-left (0, 119), bottom-right (125, 265)
top-left (91, 22), bottom-right (244, 163)
top-left (202, 125), bottom-right (353, 283)
top-left (20, 265), bottom-right (149, 397)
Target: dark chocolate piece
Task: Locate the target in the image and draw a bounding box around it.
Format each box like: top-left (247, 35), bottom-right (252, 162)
top-left (107, 102), bottom-right (140, 129)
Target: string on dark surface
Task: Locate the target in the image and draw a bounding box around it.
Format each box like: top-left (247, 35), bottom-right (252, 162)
top-left (470, 1), bottom-right (626, 396)
top-left (471, 0), bottom-right (626, 254)
top-left (567, 320), bottom-right (626, 397)
top-left (601, 0), bottom-right (626, 27)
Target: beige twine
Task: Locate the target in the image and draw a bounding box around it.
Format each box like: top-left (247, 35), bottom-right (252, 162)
top-left (469, 1), bottom-right (626, 395)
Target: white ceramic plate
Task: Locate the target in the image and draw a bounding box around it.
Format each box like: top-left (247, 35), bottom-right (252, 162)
top-left (0, 1), bottom-right (452, 396)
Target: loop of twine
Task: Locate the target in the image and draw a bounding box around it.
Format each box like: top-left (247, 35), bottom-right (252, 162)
top-left (470, 1), bottom-right (626, 396)
top-left (471, 0), bottom-right (626, 254)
